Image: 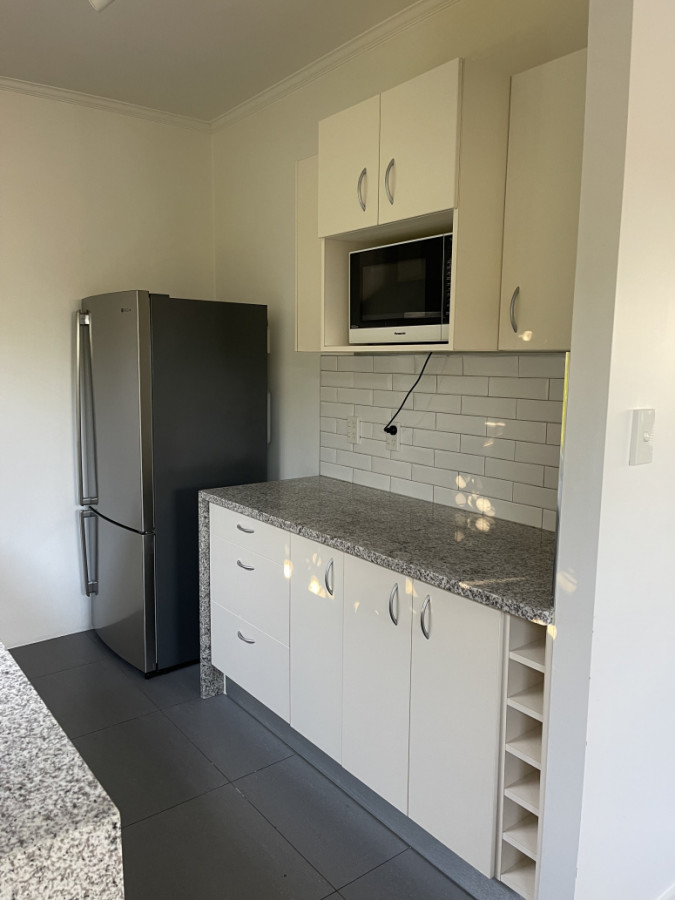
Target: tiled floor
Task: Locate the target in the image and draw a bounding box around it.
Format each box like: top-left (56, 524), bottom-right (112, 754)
top-left (11, 631), bottom-right (473, 900)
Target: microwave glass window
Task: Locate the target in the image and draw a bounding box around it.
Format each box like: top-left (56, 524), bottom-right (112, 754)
top-left (360, 259), bottom-right (428, 322)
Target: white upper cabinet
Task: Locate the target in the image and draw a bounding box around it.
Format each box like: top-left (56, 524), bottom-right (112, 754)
top-left (378, 61), bottom-right (460, 225)
top-left (498, 50), bottom-right (587, 352)
top-left (318, 96), bottom-right (381, 237)
top-left (317, 60), bottom-right (460, 237)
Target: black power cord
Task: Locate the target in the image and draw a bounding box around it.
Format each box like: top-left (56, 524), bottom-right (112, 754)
top-left (383, 352), bottom-right (433, 436)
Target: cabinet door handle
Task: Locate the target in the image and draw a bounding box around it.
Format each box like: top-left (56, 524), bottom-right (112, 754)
top-left (509, 286), bottom-right (520, 333)
top-left (357, 167), bottom-right (367, 212)
top-left (325, 558), bottom-right (334, 597)
top-left (388, 583), bottom-right (399, 626)
top-left (236, 523), bottom-right (255, 534)
top-left (384, 157), bottom-right (395, 205)
top-left (421, 594), bottom-right (431, 640)
top-left (236, 559), bottom-right (255, 571)
top-left (237, 631), bottom-right (255, 645)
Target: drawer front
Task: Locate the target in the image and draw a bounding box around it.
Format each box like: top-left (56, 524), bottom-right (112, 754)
top-left (210, 535), bottom-right (289, 645)
top-left (209, 503), bottom-right (290, 563)
top-left (211, 603), bottom-right (290, 722)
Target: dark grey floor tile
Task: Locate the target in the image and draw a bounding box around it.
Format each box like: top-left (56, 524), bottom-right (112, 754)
top-left (104, 650), bottom-right (202, 709)
top-left (236, 755), bottom-right (406, 889)
top-left (165, 693), bottom-right (294, 780)
top-left (31, 660), bottom-right (157, 738)
top-left (122, 784), bottom-right (334, 900)
top-left (10, 630), bottom-right (104, 680)
top-left (339, 849), bottom-right (472, 900)
top-left (73, 710), bottom-right (226, 825)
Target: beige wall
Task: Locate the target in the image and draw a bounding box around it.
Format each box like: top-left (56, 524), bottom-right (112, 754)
top-left (0, 90), bottom-right (213, 647)
top-left (210, 0), bottom-right (588, 480)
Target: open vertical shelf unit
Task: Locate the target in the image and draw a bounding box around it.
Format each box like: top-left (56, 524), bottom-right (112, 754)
top-left (497, 616), bottom-right (553, 900)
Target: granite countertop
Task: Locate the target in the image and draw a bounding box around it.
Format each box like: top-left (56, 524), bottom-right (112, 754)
top-left (200, 475), bottom-right (556, 623)
top-left (0, 642), bottom-right (124, 899)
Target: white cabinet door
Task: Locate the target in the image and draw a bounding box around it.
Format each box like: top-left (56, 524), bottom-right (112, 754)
top-left (318, 96), bottom-right (380, 237)
top-left (341, 555), bottom-right (412, 812)
top-left (498, 50), bottom-right (587, 351)
top-left (378, 59), bottom-right (460, 225)
top-left (290, 535), bottom-right (344, 761)
top-left (408, 584), bottom-right (504, 877)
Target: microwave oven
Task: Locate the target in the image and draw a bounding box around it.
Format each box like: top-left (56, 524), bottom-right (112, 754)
top-left (348, 233), bottom-right (452, 345)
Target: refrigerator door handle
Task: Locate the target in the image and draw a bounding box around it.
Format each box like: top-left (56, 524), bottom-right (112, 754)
top-left (76, 312), bottom-right (99, 505)
top-left (79, 509), bottom-right (99, 596)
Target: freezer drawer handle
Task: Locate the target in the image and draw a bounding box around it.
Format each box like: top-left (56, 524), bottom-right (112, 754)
top-left (236, 560), bottom-right (255, 571)
top-left (236, 524), bottom-right (255, 534)
top-left (237, 631), bottom-right (255, 645)
top-left (75, 312), bottom-right (99, 505)
top-left (79, 509), bottom-right (99, 596)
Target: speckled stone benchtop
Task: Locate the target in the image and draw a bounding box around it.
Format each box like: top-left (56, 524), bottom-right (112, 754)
top-left (0, 642), bottom-right (124, 900)
top-left (199, 476), bottom-right (556, 698)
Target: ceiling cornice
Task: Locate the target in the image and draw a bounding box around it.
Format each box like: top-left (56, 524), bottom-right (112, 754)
top-left (0, 76), bottom-right (211, 132)
top-left (210, 0), bottom-right (462, 131)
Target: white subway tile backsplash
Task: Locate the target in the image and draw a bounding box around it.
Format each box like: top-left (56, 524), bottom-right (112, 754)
top-left (518, 354), bottom-right (566, 378)
top-left (435, 449), bottom-right (485, 475)
top-left (437, 413), bottom-right (487, 436)
top-left (413, 393), bottom-right (462, 414)
top-left (438, 375), bottom-right (489, 396)
top-left (463, 354), bottom-right (519, 377)
top-left (353, 469), bottom-right (391, 491)
top-left (337, 356), bottom-right (374, 372)
top-left (391, 477), bottom-right (434, 502)
top-left (515, 441), bottom-right (561, 467)
top-left (542, 509), bottom-right (558, 531)
top-left (516, 399), bottom-right (563, 423)
top-left (319, 352), bottom-right (563, 530)
top-left (461, 396), bottom-right (518, 419)
top-left (413, 429), bottom-right (461, 452)
top-left (320, 461), bottom-right (353, 482)
top-left (460, 434), bottom-right (515, 461)
top-left (486, 419), bottom-right (548, 443)
top-left (488, 377), bottom-right (549, 400)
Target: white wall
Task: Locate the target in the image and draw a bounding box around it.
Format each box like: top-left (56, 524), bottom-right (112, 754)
top-left (210, 0), bottom-right (588, 480)
top-left (0, 90), bottom-right (214, 647)
top-left (540, 0), bottom-right (675, 897)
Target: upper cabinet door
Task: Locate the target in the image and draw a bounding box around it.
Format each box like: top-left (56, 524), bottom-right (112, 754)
top-left (378, 59), bottom-right (460, 225)
top-left (498, 50), bottom-right (587, 352)
top-left (318, 95), bottom-right (381, 237)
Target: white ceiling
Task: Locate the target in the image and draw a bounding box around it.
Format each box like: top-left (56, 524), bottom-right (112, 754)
top-left (0, 0), bottom-right (426, 122)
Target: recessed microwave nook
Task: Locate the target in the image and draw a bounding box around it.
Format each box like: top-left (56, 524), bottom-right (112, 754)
top-left (349, 233), bottom-right (452, 346)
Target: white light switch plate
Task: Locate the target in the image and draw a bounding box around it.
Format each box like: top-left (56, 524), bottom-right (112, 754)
top-left (629, 408), bottom-right (655, 465)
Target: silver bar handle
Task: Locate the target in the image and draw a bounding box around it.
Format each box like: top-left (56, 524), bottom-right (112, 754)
top-left (388, 583), bottom-right (399, 626)
top-left (237, 559), bottom-right (255, 571)
top-left (357, 167), bottom-right (367, 212)
top-left (509, 286), bottom-right (520, 334)
top-left (384, 158), bottom-right (395, 205)
top-left (79, 509), bottom-right (98, 596)
top-left (236, 524), bottom-right (255, 534)
top-left (421, 595), bottom-right (431, 640)
top-left (237, 631), bottom-right (255, 645)
top-left (75, 312), bottom-right (98, 505)
top-left (325, 559), bottom-right (334, 597)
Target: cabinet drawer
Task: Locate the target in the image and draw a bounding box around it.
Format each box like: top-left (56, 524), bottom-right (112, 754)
top-left (211, 604), bottom-right (290, 722)
top-left (209, 503), bottom-right (290, 563)
top-left (210, 535), bottom-right (289, 645)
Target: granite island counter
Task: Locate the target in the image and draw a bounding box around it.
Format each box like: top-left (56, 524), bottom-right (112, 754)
top-left (198, 475), bottom-right (556, 699)
top-left (0, 642), bottom-right (123, 900)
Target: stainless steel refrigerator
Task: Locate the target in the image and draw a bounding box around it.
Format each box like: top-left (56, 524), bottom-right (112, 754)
top-left (76, 290), bottom-right (268, 674)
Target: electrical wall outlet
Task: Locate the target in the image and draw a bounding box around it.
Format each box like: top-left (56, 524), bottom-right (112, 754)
top-left (347, 416), bottom-right (361, 444)
top-left (384, 429), bottom-right (400, 451)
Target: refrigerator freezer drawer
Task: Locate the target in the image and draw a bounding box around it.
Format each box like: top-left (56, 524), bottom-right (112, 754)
top-left (211, 604), bottom-right (290, 722)
top-left (90, 513), bottom-right (155, 673)
top-left (210, 536), bottom-right (290, 645)
top-left (209, 504), bottom-right (290, 563)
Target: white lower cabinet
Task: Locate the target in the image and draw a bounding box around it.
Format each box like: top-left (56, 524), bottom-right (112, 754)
top-left (408, 585), bottom-right (504, 877)
top-left (341, 556), bottom-right (412, 812)
top-left (289, 534), bottom-right (344, 761)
